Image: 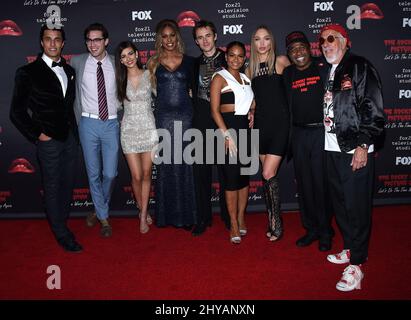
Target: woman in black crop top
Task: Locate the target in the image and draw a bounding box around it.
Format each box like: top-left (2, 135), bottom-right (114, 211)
top-left (220, 90), bottom-right (235, 104)
top-left (210, 41), bottom-right (255, 244)
top-left (246, 26), bottom-right (290, 242)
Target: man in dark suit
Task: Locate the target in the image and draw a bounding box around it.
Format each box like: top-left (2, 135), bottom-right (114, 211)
top-left (10, 25), bottom-right (82, 253)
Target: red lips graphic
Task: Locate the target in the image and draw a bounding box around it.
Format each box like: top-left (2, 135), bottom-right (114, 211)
top-left (26, 54), bottom-right (74, 64)
top-left (360, 3), bottom-right (384, 20)
top-left (8, 158), bottom-right (35, 173)
top-left (176, 11), bottom-right (200, 27)
top-left (0, 20), bottom-right (23, 36)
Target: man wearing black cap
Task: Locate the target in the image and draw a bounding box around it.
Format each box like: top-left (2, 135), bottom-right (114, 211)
top-left (319, 24), bottom-right (385, 292)
top-left (283, 31), bottom-right (334, 252)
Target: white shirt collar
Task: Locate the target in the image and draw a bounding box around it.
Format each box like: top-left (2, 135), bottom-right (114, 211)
top-left (42, 53), bottom-right (62, 68)
top-left (89, 51), bottom-right (108, 65)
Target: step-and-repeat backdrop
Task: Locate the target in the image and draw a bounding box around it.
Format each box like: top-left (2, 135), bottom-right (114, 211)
top-left (0, 0), bottom-right (410, 217)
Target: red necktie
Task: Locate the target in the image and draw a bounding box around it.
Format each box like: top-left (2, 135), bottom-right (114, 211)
top-left (97, 61), bottom-right (108, 121)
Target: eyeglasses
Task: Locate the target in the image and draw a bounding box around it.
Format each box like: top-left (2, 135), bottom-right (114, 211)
top-left (85, 37), bottom-right (105, 45)
top-left (319, 35), bottom-right (343, 46)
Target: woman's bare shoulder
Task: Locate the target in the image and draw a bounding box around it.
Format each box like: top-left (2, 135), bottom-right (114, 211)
top-left (276, 55), bottom-right (291, 73)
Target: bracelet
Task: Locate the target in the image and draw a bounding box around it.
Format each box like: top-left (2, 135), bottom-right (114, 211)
top-left (224, 131), bottom-right (231, 141)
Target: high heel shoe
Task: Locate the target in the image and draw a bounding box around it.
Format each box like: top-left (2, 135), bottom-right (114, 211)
top-left (238, 221), bottom-right (247, 236)
top-left (230, 236), bottom-right (241, 244)
top-left (266, 230), bottom-right (282, 242)
top-left (263, 176), bottom-right (283, 242)
top-left (230, 230), bottom-right (241, 244)
top-left (140, 223), bottom-right (149, 234)
top-left (139, 212), bottom-right (153, 225)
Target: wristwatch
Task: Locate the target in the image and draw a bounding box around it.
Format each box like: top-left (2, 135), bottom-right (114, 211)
top-left (359, 143), bottom-right (369, 150)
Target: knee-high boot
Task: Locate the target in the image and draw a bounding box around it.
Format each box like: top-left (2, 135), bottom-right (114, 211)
top-left (263, 176), bottom-right (283, 239)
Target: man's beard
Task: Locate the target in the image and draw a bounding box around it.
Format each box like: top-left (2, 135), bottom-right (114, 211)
top-left (324, 47), bottom-right (344, 64)
top-left (325, 53), bottom-right (339, 64)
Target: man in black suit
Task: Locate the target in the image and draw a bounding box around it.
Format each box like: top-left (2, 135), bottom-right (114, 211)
top-left (191, 20), bottom-right (230, 235)
top-left (10, 25), bottom-right (82, 253)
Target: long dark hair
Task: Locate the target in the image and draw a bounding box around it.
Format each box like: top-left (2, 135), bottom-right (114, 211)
top-left (147, 19), bottom-right (185, 87)
top-left (115, 41), bottom-right (142, 102)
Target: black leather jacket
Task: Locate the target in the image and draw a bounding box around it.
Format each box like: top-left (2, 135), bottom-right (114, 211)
top-left (328, 50), bottom-right (386, 152)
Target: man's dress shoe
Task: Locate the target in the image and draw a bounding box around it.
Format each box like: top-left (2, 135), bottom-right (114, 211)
top-left (296, 234), bottom-right (319, 247)
top-left (86, 212), bottom-right (97, 227)
top-left (100, 225), bottom-right (112, 238)
top-left (319, 238), bottom-right (332, 252)
top-left (58, 237), bottom-right (83, 253)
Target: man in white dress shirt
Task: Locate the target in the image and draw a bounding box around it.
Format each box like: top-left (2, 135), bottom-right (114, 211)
top-left (10, 25), bottom-right (82, 252)
top-left (71, 23), bottom-right (120, 238)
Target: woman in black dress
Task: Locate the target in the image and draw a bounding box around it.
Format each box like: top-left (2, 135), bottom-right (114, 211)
top-left (246, 26), bottom-right (290, 241)
top-left (211, 41), bottom-right (255, 244)
top-left (147, 19), bottom-right (196, 228)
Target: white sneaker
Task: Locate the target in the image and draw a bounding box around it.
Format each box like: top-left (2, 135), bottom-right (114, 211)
top-left (336, 265), bottom-right (364, 292)
top-left (327, 249), bottom-right (350, 264)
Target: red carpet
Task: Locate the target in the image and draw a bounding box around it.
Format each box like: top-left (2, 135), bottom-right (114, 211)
top-left (0, 205), bottom-right (410, 300)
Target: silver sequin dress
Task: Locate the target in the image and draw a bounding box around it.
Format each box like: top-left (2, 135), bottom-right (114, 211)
top-left (121, 70), bottom-right (158, 154)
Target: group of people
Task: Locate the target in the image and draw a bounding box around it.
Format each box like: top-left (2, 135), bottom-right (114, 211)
top-left (10, 19), bottom-right (385, 292)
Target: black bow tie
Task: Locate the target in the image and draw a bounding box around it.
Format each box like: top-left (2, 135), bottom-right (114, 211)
top-left (52, 60), bottom-right (64, 68)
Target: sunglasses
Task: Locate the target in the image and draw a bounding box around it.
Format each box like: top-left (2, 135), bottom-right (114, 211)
top-left (319, 35), bottom-right (343, 46)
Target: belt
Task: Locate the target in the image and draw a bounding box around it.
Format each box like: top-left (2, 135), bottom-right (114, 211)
top-left (81, 112), bottom-right (117, 120)
top-left (293, 122), bottom-right (324, 128)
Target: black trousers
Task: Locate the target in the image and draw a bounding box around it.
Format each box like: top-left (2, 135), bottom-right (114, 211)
top-left (37, 131), bottom-right (78, 241)
top-left (193, 163), bottom-right (228, 225)
top-left (292, 126), bottom-right (334, 240)
top-left (193, 99), bottom-right (229, 225)
top-left (325, 151), bottom-right (374, 265)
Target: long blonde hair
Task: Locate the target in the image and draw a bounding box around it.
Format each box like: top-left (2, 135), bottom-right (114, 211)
top-left (147, 19), bottom-right (185, 88)
top-left (248, 25), bottom-right (276, 79)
